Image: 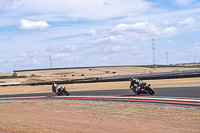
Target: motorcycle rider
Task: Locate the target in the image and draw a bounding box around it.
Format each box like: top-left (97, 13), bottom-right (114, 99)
top-left (52, 82), bottom-right (61, 94)
top-left (130, 77), bottom-right (144, 93)
top-left (52, 82), bottom-right (70, 96)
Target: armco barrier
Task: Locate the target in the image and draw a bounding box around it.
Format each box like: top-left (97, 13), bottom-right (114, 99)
top-left (26, 69), bottom-right (200, 85)
top-left (100, 69), bottom-right (200, 80)
top-left (0, 82), bottom-right (21, 86)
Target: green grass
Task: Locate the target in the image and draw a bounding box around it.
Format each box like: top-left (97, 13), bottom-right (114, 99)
top-left (0, 75), bottom-right (27, 79)
top-left (67, 104), bottom-right (89, 108)
top-left (0, 75), bottom-right (13, 79)
top-left (9, 102), bottom-right (22, 105)
top-left (90, 106), bottom-right (107, 110)
top-left (119, 108), bottom-right (142, 115)
top-left (187, 65), bottom-right (200, 68)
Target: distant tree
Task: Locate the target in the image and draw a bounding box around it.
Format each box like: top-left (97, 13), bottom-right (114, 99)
top-left (31, 74), bottom-right (36, 77)
top-left (13, 72), bottom-right (17, 77)
top-left (149, 70), bottom-right (154, 73)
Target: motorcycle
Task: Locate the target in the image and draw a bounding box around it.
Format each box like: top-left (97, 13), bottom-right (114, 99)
top-left (52, 82), bottom-right (69, 96)
top-left (130, 82), bottom-right (155, 95)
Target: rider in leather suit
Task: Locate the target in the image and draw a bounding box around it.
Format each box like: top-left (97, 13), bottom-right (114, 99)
top-left (52, 82), bottom-right (61, 94)
top-left (130, 77), bottom-right (143, 92)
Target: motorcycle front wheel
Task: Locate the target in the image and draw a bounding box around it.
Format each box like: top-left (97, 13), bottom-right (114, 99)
top-left (148, 87), bottom-right (155, 95)
top-left (63, 89), bottom-right (69, 96)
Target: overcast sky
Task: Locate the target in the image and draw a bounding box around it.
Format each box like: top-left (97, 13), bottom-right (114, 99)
top-left (0, 0), bottom-right (200, 72)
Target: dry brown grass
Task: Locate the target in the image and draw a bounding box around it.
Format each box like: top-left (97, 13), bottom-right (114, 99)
top-left (0, 66), bottom-right (199, 95)
top-left (0, 66), bottom-right (199, 84)
top-left (0, 100), bottom-right (199, 133)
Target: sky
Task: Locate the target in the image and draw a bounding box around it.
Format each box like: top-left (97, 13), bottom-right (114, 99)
top-left (0, 0), bottom-right (200, 72)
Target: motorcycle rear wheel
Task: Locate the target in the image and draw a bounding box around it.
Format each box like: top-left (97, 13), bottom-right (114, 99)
top-left (131, 87), bottom-right (140, 95)
top-left (148, 87), bottom-right (155, 95)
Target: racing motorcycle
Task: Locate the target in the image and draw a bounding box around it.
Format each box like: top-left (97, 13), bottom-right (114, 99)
top-left (130, 82), bottom-right (155, 95)
top-left (52, 82), bottom-right (69, 96)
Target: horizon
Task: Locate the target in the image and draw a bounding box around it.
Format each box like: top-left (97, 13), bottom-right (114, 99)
top-left (9, 62), bottom-right (200, 73)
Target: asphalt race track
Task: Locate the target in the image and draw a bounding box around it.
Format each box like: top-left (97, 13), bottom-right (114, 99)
top-left (0, 86), bottom-right (200, 98)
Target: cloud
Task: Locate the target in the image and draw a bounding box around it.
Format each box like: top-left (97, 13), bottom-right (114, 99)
top-left (18, 51), bottom-right (38, 57)
top-left (25, 59), bottom-right (39, 65)
top-left (51, 53), bottom-right (80, 61)
top-left (98, 56), bottom-right (108, 60)
top-left (85, 45), bottom-right (138, 55)
top-left (8, 51), bottom-right (38, 63)
top-left (17, 19), bottom-right (50, 31)
top-left (178, 18), bottom-right (195, 26)
top-left (52, 53), bottom-right (70, 58)
top-left (174, 0), bottom-right (194, 6)
top-left (8, 0), bottom-right (151, 20)
top-left (111, 22), bottom-right (177, 37)
top-left (9, 57), bottom-right (25, 62)
top-left (168, 40), bottom-right (174, 44)
top-left (92, 35), bottom-right (125, 45)
top-left (92, 22), bottom-right (177, 45)
top-left (103, 2), bottom-right (110, 6)
top-left (47, 45), bottom-right (77, 52)
top-left (86, 30), bottom-right (97, 36)
top-left (0, 36), bottom-right (13, 41)
top-left (189, 43), bottom-right (200, 54)
top-left (162, 20), bottom-right (170, 26)
top-left (193, 42), bottom-right (200, 49)
top-left (0, 0), bottom-right (18, 9)
top-left (111, 45), bottom-right (138, 52)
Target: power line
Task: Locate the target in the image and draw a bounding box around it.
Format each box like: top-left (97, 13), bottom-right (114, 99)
top-left (50, 56), bottom-right (52, 68)
top-left (152, 39), bottom-right (156, 65)
top-left (166, 52), bottom-right (168, 65)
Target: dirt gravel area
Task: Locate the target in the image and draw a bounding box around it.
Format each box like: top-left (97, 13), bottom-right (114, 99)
top-left (0, 100), bottom-right (199, 133)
